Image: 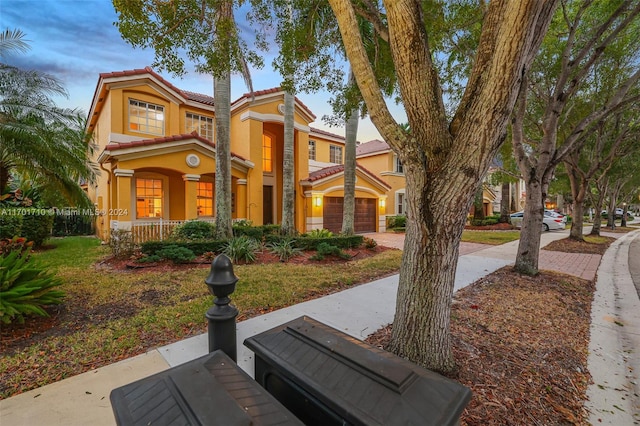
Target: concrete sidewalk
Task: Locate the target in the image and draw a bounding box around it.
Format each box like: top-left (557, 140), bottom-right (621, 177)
top-left (1, 227), bottom-right (638, 425)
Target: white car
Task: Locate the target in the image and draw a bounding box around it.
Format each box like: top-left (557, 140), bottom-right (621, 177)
top-left (510, 210), bottom-right (566, 231)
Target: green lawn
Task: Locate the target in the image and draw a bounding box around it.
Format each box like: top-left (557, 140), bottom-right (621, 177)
top-left (461, 230), bottom-right (521, 245)
top-left (1, 236), bottom-right (402, 398)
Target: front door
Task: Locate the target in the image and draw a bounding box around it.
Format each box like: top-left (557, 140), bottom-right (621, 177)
top-left (263, 185), bottom-right (273, 224)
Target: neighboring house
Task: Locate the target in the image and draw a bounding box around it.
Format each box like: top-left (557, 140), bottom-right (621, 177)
top-left (86, 67), bottom-right (388, 241)
top-left (356, 139), bottom-right (406, 217)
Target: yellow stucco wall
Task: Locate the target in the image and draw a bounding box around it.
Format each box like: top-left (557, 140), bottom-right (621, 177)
top-left (357, 152), bottom-right (406, 216)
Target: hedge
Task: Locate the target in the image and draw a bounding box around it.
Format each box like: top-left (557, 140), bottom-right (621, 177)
top-left (0, 208), bottom-right (54, 247)
top-left (141, 234), bottom-right (364, 256)
top-left (233, 224), bottom-right (281, 240)
top-left (141, 240), bottom-right (227, 256)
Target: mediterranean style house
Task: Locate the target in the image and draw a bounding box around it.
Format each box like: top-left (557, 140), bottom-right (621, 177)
top-left (86, 67), bottom-right (389, 241)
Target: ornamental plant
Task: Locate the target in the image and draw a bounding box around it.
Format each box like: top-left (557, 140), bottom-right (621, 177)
top-left (0, 238), bottom-right (65, 324)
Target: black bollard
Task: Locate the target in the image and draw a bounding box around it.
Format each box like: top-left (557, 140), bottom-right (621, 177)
top-left (204, 254), bottom-right (239, 361)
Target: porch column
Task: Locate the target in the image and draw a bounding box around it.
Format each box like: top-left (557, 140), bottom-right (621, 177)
top-left (113, 169), bottom-right (134, 230)
top-left (236, 179), bottom-right (247, 221)
top-left (183, 174), bottom-right (200, 220)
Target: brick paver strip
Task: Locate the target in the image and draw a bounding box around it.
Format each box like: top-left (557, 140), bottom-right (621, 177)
top-left (539, 250), bottom-right (602, 281)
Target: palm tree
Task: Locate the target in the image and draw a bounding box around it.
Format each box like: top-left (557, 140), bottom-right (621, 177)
top-left (0, 29), bottom-right (97, 207)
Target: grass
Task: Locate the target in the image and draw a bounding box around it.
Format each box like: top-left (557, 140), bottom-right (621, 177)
top-left (0, 237), bottom-right (402, 398)
top-left (461, 230), bottom-right (521, 245)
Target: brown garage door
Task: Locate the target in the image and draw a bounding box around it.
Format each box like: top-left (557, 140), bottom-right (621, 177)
top-left (323, 197), bottom-right (376, 234)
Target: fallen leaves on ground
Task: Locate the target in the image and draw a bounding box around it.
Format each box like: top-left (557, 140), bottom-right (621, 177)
top-left (366, 267), bottom-right (594, 426)
top-left (543, 236), bottom-right (615, 255)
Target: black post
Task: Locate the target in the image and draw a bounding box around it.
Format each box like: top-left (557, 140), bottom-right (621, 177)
top-left (204, 254), bottom-right (239, 361)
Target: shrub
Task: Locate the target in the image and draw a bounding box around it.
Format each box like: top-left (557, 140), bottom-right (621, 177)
top-left (233, 224), bottom-right (281, 240)
top-left (21, 212), bottom-right (54, 247)
top-left (363, 237), bottom-right (378, 250)
top-left (110, 229), bottom-right (136, 259)
top-left (0, 243), bottom-right (64, 324)
top-left (267, 239), bottom-right (303, 262)
top-left (223, 235), bottom-right (261, 263)
top-left (387, 215), bottom-right (407, 229)
top-left (141, 240), bottom-right (227, 256)
top-left (310, 242), bottom-right (351, 261)
top-left (0, 212), bottom-right (22, 239)
top-left (155, 245), bottom-right (196, 264)
top-left (294, 235), bottom-right (363, 250)
top-left (172, 220), bottom-right (215, 240)
top-left (233, 219), bottom-right (253, 227)
top-left (0, 209), bottom-right (53, 247)
top-left (304, 228), bottom-right (334, 238)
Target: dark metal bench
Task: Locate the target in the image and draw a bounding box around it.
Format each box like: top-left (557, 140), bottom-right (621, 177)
top-left (244, 316), bottom-right (471, 426)
top-left (110, 350), bottom-right (303, 426)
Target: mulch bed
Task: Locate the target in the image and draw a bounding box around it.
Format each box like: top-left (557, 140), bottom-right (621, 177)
top-left (96, 245), bottom-right (391, 272)
top-left (543, 236), bottom-right (616, 255)
top-left (366, 267), bottom-right (595, 425)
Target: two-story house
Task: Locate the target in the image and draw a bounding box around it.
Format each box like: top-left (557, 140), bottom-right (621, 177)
top-left (87, 67), bottom-right (389, 241)
top-left (356, 139), bottom-right (406, 217)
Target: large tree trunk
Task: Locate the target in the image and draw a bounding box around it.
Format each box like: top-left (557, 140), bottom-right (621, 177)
top-left (390, 165), bottom-right (478, 372)
top-left (499, 182), bottom-right (511, 223)
top-left (566, 160), bottom-right (586, 241)
top-left (472, 186), bottom-right (485, 221)
top-left (214, 73), bottom-right (233, 240)
top-left (329, 0), bottom-right (557, 372)
top-left (280, 91), bottom-right (295, 236)
top-left (341, 102), bottom-right (358, 236)
top-left (514, 178), bottom-right (547, 275)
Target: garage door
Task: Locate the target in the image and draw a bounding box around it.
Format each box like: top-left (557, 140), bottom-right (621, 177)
top-left (323, 197), bottom-right (376, 234)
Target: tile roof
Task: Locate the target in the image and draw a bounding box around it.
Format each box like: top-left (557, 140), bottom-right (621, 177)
top-left (355, 139), bottom-right (390, 156)
top-left (231, 87), bottom-right (316, 120)
top-left (104, 131), bottom-right (248, 162)
top-left (309, 127), bottom-right (345, 141)
top-left (306, 163), bottom-right (391, 190)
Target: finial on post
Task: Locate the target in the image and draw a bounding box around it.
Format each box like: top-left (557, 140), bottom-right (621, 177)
top-left (204, 254), bottom-right (239, 361)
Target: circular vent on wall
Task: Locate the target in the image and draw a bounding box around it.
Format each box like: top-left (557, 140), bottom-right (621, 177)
top-left (278, 103), bottom-right (285, 115)
top-left (186, 154), bottom-right (200, 168)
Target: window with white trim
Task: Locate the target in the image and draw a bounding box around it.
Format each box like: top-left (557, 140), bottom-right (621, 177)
top-left (129, 99), bottom-right (164, 135)
top-left (136, 178), bottom-right (163, 218)
top-left (309, 140), bottom-right (316, 160)
top-left (186, 112), bottom-right (214, 141)
top-left (396, 191), bottom-right (406, 216)
top-left (394, 155), bottom-right (404, 174)
top-left (330, 145), bottom-right (343, 164)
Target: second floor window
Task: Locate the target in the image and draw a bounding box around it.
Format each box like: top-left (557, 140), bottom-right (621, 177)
top-left (186, 112), bottom-right (214, 141)
top-left (309, 140), bottom-right (316, 160)
top-left (197, 182), bottom-right (214, 216)
top-left (129, 99), bottom-right (164, 135)
top-left (330, 145), bottom-right (343, 164)
top-left (263, 134), bottom-right (273, 173)
top-left (136, 178), bottom-right (163, 218)
top-left (395, 155), bottom-right (404, 174)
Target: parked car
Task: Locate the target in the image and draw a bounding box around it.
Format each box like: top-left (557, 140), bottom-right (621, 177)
top-left (602, 209), bottom-right (634, 220)
top-left (510, 210), bottom-right (566, 231)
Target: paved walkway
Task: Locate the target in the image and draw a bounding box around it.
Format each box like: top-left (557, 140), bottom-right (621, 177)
top-left (1, 226), bottom-right (639, 425)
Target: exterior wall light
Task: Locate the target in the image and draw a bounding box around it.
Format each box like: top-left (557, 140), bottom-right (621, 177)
top-left (315, 197), bottom-right (322, 207)
top-left (379, 199), bottom-right (385, 208)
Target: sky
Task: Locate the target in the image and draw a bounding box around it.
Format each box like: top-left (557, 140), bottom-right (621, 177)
top-left (1, 0), bottom-right (406, 142)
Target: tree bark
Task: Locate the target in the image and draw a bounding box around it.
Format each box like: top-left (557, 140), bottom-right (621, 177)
top-left (514, 177), bottom-right (547, 275)
top-left (329, 0), bottom-right (557, 372)
top-left (499, 182), bottom-right (511, 223)
top-left (280, 91), bottom-right (296, 236)
top-left (214, 73), bottom-right (233, 239)
top-left (341, 101), bottom-right (358, 236)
